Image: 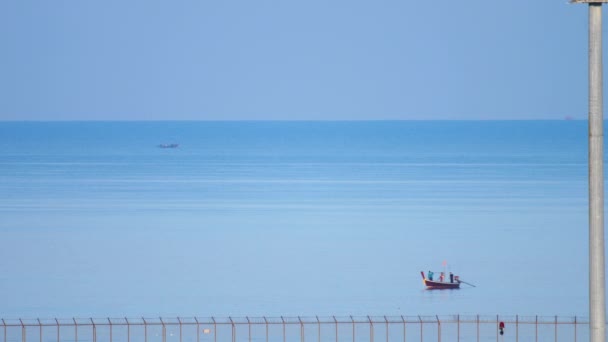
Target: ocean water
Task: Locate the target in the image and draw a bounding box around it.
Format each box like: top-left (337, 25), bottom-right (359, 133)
top-left (0, 121), bottom-right (593, 318)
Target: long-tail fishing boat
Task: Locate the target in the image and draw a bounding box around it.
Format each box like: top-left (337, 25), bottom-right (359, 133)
top-left (158, 143), bottom-right (179, 149)
top-left (420, 271), bottom-right (460, 289)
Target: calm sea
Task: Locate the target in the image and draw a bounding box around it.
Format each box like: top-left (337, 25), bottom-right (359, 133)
top-left (0, 121), bottom-right (593, 318)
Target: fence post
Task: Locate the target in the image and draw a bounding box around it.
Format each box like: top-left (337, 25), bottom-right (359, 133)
top-left (178, 317), bottom-right (183, 342)
top-left (2, 319), bottom-right (5, 342)
top-left (457, 315), bottom-right (459, 342)
top-left (194, 317), bottom-right (200, 342)
top-left (436, 316), bottom-right (440, 342)
top-left (55, 318), bottom-right (59, 342)
top-left (496, 315), bottom-right (498, 342)
top-left (299, 317), bottom-right (305, 342)
top-left (574, 316), bottom-right (577, 342)
top-left (143, 317), bottom-right (148, 342)
top-left (125, 317), bottom-right (131, 342)
top-left (333, 316), bottom-right (338, 342)
top-left (515, 315), bottom-right (518, 342)
top-left (368, 316), bottom-right (374, 342)
top-left (264, 317), bottom-right (269, 342)
top-left (247, 317), bottom-right (251, 342)
top-left (316, 316), bottom-right (319, 342)
top-left (401, 316), bottom-right (406, 342)
top-left (229, 317), bottom-right (235, 342)
top-left (535, 316), bottom-right (538, 342)
top-left (334, 316), bottom-right (338, 342)
top-left (554, 316), bottom-right (557, 342)
top-left (417, 316), bottom-right (422, 342)
top-left (476, 315), bottom-right (479, 342)
top-left (108, 318), bottom-right (112, 342)
top-left (212, 317), bottom-right (216, 342)
top-left (90, 318), bottom-right (96, 342)
top-left (160, 317), bottom-right (166, 342)
top-left (351, 316), bottom-right (355, 342)
top-left (73, 318), bottom-right (78, 342)
top-left (282, 317), bottom-right (286, 342)
top-left (19, 319), bottom-right (25, 342)
top-left (38, 319), bottom-right (42, 342)
top-left (384, 316), bottom-right (389, 342)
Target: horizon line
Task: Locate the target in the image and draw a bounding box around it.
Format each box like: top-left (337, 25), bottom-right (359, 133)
top-left (0, 118), bottom-right (585, 123)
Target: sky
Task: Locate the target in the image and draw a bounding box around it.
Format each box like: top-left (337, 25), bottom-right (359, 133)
top-left (0, 0), bottom-right (597, 120)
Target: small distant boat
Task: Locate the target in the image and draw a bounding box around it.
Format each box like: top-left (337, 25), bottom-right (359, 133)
top-left (158, 143), bottom-right (179, 149)
top-left (420, 271), bottom-right (460, 289)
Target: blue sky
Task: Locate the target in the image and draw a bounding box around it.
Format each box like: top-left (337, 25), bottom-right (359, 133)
top-left (0, 0), bottom-right (595, 120)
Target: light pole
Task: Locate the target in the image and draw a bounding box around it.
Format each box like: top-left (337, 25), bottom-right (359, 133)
top-left (572, 1), bottom-right (607, 342)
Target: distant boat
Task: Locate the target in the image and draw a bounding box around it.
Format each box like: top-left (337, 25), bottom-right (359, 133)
top-left (420, 271), bottom-right (460, 289)
top-left (158, 143), bottom-right (179, 149)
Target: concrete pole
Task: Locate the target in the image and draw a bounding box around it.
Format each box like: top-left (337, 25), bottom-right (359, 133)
top-left (588, 4), bottom-right (606, 342)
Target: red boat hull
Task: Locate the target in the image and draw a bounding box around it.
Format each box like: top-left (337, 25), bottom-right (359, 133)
top-left (420, 271), bottom-right (460, 289)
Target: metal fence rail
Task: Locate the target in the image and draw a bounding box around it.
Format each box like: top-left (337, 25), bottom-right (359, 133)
top-left (0, 315), bottom-right (594, 342)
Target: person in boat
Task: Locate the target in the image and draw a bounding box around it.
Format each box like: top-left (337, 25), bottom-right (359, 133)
top-left (449, 272), bottom-right (454, 283)
top-left (439, 272), bottom-right (445, 282)
top-left (427, 270), bottom-right (434, 281)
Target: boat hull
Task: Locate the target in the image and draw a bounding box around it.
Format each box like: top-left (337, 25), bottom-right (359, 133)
top-left (423, 279), bottom-right (460, 289)
top-left (158, 144), bottom-right (179, 148)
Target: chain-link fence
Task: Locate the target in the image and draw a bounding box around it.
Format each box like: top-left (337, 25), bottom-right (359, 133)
top-left (0, 315), bottom-right (593, 342)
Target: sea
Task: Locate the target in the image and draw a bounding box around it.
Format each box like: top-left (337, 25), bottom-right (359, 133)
top-left (0, 121), bottom-right (594, 319)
